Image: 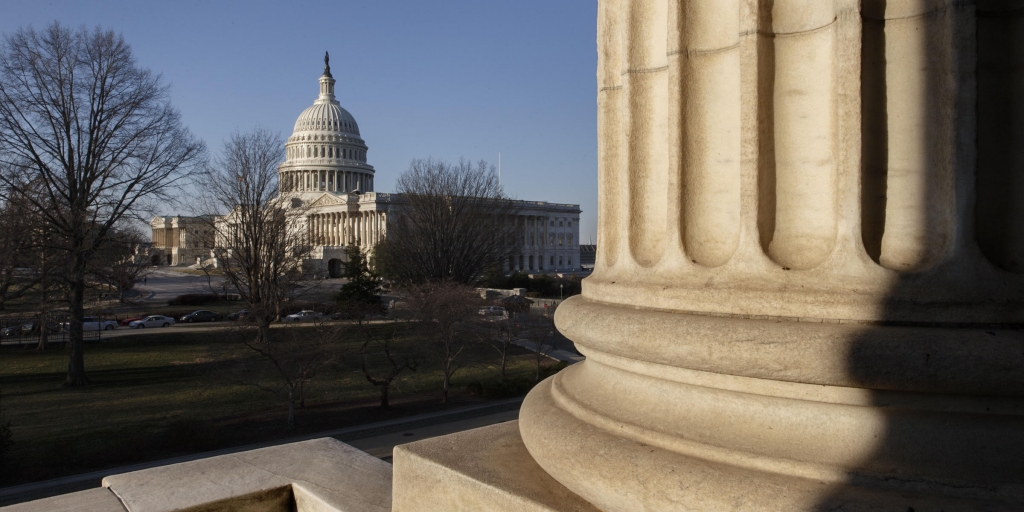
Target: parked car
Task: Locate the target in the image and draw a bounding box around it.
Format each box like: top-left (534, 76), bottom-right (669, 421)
top-left (227, 309), bottom-right (250, 321)
top-left (282, 310), bottom-right (323, 322)
top-left (120, 315), bottom-right (146, 326)
top-left (180, 310), bottom-right (224, 323)
top-left (128, 315), bottom-right (175, 329)
top-left (0, 321), bottom-right (58, 337)
top-left (62, 317), bottom-right (118, 331)
top-left (478, 306), bottom-right (505, 316)
top-left (0, 321), bottom-right (28, 337)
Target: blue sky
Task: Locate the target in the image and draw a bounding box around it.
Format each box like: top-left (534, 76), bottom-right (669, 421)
top-left (1, 0), bottom-right (600, 243)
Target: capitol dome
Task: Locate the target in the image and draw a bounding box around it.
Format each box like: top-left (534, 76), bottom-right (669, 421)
top-left (278, 52), bottom-right (375, 195)
top-left (293, 99), bottom-right (360, 136)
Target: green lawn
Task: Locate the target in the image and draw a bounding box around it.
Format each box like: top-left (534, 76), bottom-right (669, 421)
top-left (0, 322), bottom-right (552, 486)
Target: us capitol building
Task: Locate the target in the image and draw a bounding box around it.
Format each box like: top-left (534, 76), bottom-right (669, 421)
top-left (151, 54), bottom-right (582, 277)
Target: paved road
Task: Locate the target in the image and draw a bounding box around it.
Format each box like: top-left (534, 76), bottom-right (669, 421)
top-left (136, 268), bottom-right (225, 306)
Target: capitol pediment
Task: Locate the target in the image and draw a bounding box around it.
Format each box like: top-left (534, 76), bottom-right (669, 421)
top-left (307, 193), bottom-right (347, 208)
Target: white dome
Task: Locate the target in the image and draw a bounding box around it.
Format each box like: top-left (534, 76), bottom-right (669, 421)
top-left (293, 101), bottom-right (360, 136)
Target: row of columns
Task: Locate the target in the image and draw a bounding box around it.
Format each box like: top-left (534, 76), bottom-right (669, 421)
top-left (307, 210), bottom-right (385, 249)
top-left (509, 251), bottom-right (577, 273)
top-left (518, 215), bottom-right (575, 249)
top-left (287, 144), bottom-right (364, 162)
top-left (283, 170), bottom-right (372, 193)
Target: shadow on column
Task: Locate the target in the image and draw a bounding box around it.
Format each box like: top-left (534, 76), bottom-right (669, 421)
top-left (815, 2), bottom-right (1024, 509)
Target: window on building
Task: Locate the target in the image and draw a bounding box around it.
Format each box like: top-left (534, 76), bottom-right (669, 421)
top-left (559, 221), bottom-right (564, 227)
top-left (568, 221), bottom-right (572, 227)
top-left (550, 256), bottom-right (555, 265)
top-left (559, 235), bottom-right (564, 246)
top-left (550, 221), bottom-right (554, 227)
top-left (568, 235), bottom-right (573, 246)
top-left (568, 256), bottom-right (572, 266)
top-left (549, 234), bottom-right (555, 245)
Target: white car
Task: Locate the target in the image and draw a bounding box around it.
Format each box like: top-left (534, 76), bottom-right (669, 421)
top-left (283, 310), bottom-right (323, 322)
top-left (128, 315), bottom-right (175, 329)
top-left (62, 317), bottom-right (118, 331)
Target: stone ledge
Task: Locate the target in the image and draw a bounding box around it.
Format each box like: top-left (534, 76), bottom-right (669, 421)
top-left (101, 437), bottom-right (391, 512)
top-left (391, 420), bottom-right (598, 512)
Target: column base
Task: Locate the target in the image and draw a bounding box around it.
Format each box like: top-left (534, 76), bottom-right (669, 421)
top-left (391, 421), bottom-right (599, 512)
top-left (520, 376), bottom-right (1022, 512)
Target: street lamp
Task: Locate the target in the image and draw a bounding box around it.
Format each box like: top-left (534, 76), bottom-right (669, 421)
top-left (559, 283), bottom-right (563, 301)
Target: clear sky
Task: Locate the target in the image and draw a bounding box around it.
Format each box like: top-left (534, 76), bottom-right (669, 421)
top-left (1, 0), bottom-right (600, 244)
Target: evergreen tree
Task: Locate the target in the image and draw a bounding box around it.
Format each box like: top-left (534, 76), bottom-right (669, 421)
top-left (336, 245), bottom-right (384, 317)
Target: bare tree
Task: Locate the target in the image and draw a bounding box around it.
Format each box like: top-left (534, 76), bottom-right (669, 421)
top-left (357, 315), bottom-right (417, 409)
top-left (374, 158), bottom-right (522, 284)
top-left (406, 280), bottom-right (481, 403)
top-left (91, 226), bottom-right (151, 303)
top-left (0, 23), bottom-right (205, 385)
top-left (489, 310), bottom-right (525, 381)
top-left (0, 196), bottom-right (43, 311)
top-left (525, 308), bottom-right (560, 382)
top-left (198, 128), bottom-right (312, 344)
top-left (231, 322), bottom-right (343, 429)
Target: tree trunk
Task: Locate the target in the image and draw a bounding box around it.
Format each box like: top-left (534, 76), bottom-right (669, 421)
top-left (256, 317), bottom-right (271, 344)
top-left (500, 348), bottom-right (508, 380)
top-left (36, 313), bottom-right (49, 352)
top-left (65, 262), bottom-right (88, 386)
top-left (380, 382), bottom-right (390, 409)
top-left (441, 369), bottom-right (450, 404)
top-left (287, 387), bottom-right (295, 429)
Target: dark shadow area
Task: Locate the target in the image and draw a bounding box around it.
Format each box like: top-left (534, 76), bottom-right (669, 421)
top-left (976, 3), bottom-right (1024, 273)
top-left (861, 2), bottom-right (888, 263)
top-left (815, 3), bottom-right (1024, 509)
top-left (756, 0), bottom-right (777, 253)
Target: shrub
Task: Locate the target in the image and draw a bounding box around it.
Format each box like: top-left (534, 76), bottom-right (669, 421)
top-left (167, 293), bottom-right (219, 306)
top-left (466, 362), bottom-right (569, 399)
top-left (467, 377), bottom-right (534, 399)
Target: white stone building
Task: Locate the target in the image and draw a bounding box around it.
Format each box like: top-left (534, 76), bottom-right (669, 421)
top-left (277, 55), bottom-right (581, 277)
top-left (148, 215), bottom-right (215, 266)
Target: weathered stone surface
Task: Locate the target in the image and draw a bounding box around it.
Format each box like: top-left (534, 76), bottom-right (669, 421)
top-left (392, 421), bottom-right (598, 512)
top-left (101, 438), bottom-right (391, 512)
top-left (0, 488), bottom-right (125, 512)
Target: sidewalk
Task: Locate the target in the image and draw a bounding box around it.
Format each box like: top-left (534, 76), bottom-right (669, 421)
top-left (513, 339), bottom-right (585, 363)
top-left (0, 397), bottom-right (524, 507)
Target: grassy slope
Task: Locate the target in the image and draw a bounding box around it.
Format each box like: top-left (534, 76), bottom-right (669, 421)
top-left (0, 322), bottom-right (547, 486)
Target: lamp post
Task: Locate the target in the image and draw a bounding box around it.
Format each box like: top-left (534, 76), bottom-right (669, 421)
top-left (559, 283), bottom-right (563, 301)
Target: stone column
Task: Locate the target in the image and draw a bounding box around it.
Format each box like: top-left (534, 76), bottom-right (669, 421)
top-left (513, 1), bottom-right (1024, 510)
